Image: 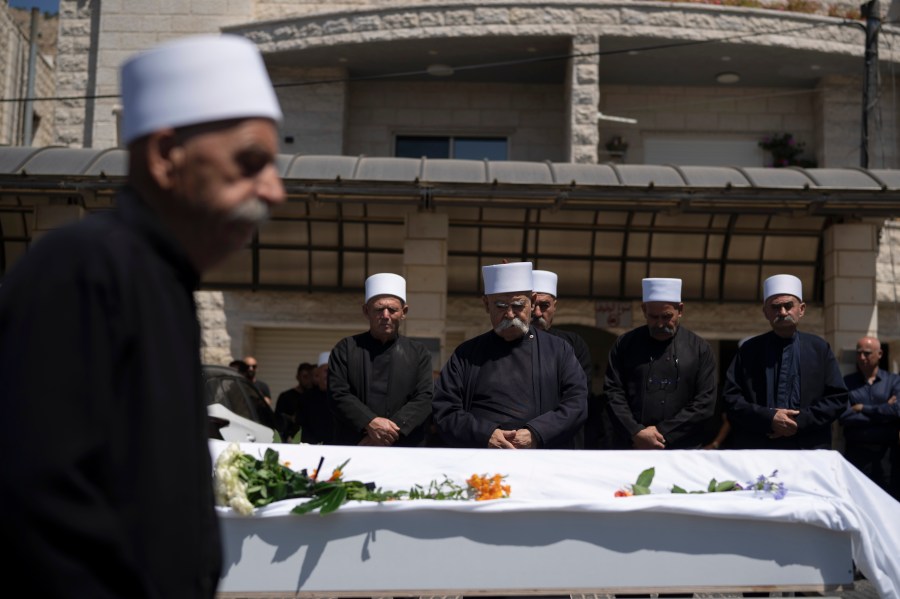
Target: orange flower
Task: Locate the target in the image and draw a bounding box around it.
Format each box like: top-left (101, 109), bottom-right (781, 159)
top-left (467, 473), bottom-right (511, 501)
top-left (328, 468), bottom-right (343, 481)
top-left (614, 489), bottom-right (633, 497)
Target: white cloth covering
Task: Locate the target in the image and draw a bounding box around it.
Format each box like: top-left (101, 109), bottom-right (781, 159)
top-left (211, 441), bottom-right (900, 597)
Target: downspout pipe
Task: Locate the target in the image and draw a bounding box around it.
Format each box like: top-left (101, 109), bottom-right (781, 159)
top-left (23, 8), bottom-right (38, 146)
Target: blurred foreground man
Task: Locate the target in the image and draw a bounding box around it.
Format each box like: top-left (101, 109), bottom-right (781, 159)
top-left (724, 274), bottom-right (847, 449)
top-left (0, 35), bottom-right (284, 597)
top-left (433, 261), bottom-right (587, 448)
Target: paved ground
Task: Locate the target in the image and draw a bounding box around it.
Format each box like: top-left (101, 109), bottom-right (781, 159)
top-left (218, 581), bottom-right (884, 599)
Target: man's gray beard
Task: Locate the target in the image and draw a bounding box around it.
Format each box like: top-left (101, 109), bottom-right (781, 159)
top-left (495, 317), bottom-right (529, 336)
top-left (774, 315), bottom-right (796, 324)
top-left (652, 325), bottom-right (676, 337)
top-left (227, 197), bottom-right (270, 225)
top-left (533, 317), bottom-right (550, 331)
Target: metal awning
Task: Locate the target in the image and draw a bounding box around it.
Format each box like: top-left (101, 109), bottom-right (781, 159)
top-left (1, 147), bottom-right (896, 301)
top-left (1, 148), bottom-right (899, 216)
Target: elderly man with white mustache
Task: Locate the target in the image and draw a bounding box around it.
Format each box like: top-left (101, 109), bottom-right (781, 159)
top-left (724, 274), bottom-right (847, 449)
top-left (0, 35), bottom-right (284, 597)
top-left (432, 261), bottom-right (587, 449)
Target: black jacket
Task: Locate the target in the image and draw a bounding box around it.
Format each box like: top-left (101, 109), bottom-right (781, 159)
top-left (328, 332), bottom-right (434, 446)
top-left (723, 330), bottom-right (847, 449)
top-left (433, 327), bottom-right (587, 448)
top-left (0, 188), bottom-right (221, 598)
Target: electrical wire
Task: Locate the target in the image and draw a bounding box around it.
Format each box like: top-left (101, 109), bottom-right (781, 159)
top-left (0, 15), bottom-right (876, 104)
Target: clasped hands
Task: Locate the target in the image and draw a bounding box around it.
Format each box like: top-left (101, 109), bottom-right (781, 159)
top-left (768, 408), bottom-right (800, 438)
top-left (358, 416), bottom-right (400, 446)
top-left (488, 427), bottom-right (536, 449)
top-left (632, 425), bottom-right (666, 449)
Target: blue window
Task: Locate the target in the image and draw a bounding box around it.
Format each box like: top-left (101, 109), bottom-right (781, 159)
top-left (395, 135), bottom-right (507, 160)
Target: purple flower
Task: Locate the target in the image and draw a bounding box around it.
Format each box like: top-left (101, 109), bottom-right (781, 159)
top-left (744, 471), bottom-right (787, 500)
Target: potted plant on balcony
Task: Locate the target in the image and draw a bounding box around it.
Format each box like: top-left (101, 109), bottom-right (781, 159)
top-left (605, 135), bottom-right (628, 156)
top-left (759, 133), bottom-right (816, 167)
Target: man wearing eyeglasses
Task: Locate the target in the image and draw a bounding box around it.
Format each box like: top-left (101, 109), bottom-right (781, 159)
top-left (432, 261), bottom-right (588, 448)
top-left (604, 278), bottom-right (717, 449)
top-left (723, 274), bottom-right (847, 450)
top-left (839, 336), bottom-right (900, 500)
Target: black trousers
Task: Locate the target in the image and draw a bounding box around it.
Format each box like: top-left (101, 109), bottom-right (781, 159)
top-left (845, 441), bottom-right (900, 500)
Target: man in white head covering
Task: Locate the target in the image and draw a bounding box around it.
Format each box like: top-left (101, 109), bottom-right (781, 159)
top-left (328, 273), bottom-right (434, 446)
top-left (532, 270), bottom-right (595, 448)
top-left (0, 34), bottom-right (284, 597)
top-left (723, 274), bottom-right (847, 449)
top-left (432, 262), bottom-right (587, 449)
top-left (603, 277), bottom-right (717, 449)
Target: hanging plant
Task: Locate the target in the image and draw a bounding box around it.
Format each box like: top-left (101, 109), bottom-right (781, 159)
top-left (758, 132), bottom-right (816, 168)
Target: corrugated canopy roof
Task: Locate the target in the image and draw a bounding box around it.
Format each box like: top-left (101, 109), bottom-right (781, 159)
top-left (2, 147), bottom-right (897, 301)
top-left (1, 148), bottom-right (899, 216)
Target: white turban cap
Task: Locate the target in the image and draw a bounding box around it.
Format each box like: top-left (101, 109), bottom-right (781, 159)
top-left (365, 273), bottom-right (406, 303)
top-left (120, 34), bottom-right (282, 145)
top-left (642, 278), bottom-right (682, 303)
top-left (763, 274), bottom-right (802, 301)
top-left (483, 262), bottom-right (533, 295)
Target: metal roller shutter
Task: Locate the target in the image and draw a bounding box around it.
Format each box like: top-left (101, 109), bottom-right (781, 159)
top-left (253, 328), bottom-right (356, 408)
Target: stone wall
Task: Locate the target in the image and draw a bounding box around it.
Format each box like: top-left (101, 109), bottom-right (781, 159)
top-left (54, 0), bottom-right (255, 148)
top-left (251, 0), bottom-right (878, 22)
top-left (345, 81), bottom-right (566, 161)
top-left (52, 0), bottom-right (895, 151)
top-left (0, 5), bottom-right (55, 146)
top-left (270, 65), bottom-right (348, 155)
top-left (598, 84), bottom-right (817, 166)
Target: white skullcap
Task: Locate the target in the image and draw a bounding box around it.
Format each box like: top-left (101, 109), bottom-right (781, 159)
top-left (764, 274), bottom-right (802, 301)
top-left (365, 273), bottom-right (406, 303)
top-left (642, 278), bottom-right (682, 303)
top-left (483, 262), bottom-right (533, 295)
top-left (317, 352), bottom-right (330, 367)
top-left (120, 34), bottom-right (283, 145)
top-left (532, 270), bottom-right (558, 297)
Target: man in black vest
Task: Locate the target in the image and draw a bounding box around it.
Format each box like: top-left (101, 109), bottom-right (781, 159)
top-left (328, 273), bottom-right (434, 446)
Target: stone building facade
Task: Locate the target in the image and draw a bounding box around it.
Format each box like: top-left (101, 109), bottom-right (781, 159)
top-left (36, 0), bottom-right (900, 396)
top-left (0, 5), bottom-right (55, 147)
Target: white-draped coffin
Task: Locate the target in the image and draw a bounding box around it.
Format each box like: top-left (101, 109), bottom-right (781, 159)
top-left (210, 441), bottom-right (900, 598)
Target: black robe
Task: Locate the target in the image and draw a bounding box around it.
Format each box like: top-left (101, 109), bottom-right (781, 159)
top-left (0, 188), bottom-right (221, 597)
top-left (604, 325), bottom-right (717, 449)
top-left (723, 330), bottom-right (847, 449)
top-left (433, 327), bottom-right (587, 448)
top-left (328, 332), bottom-right (434, 446)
